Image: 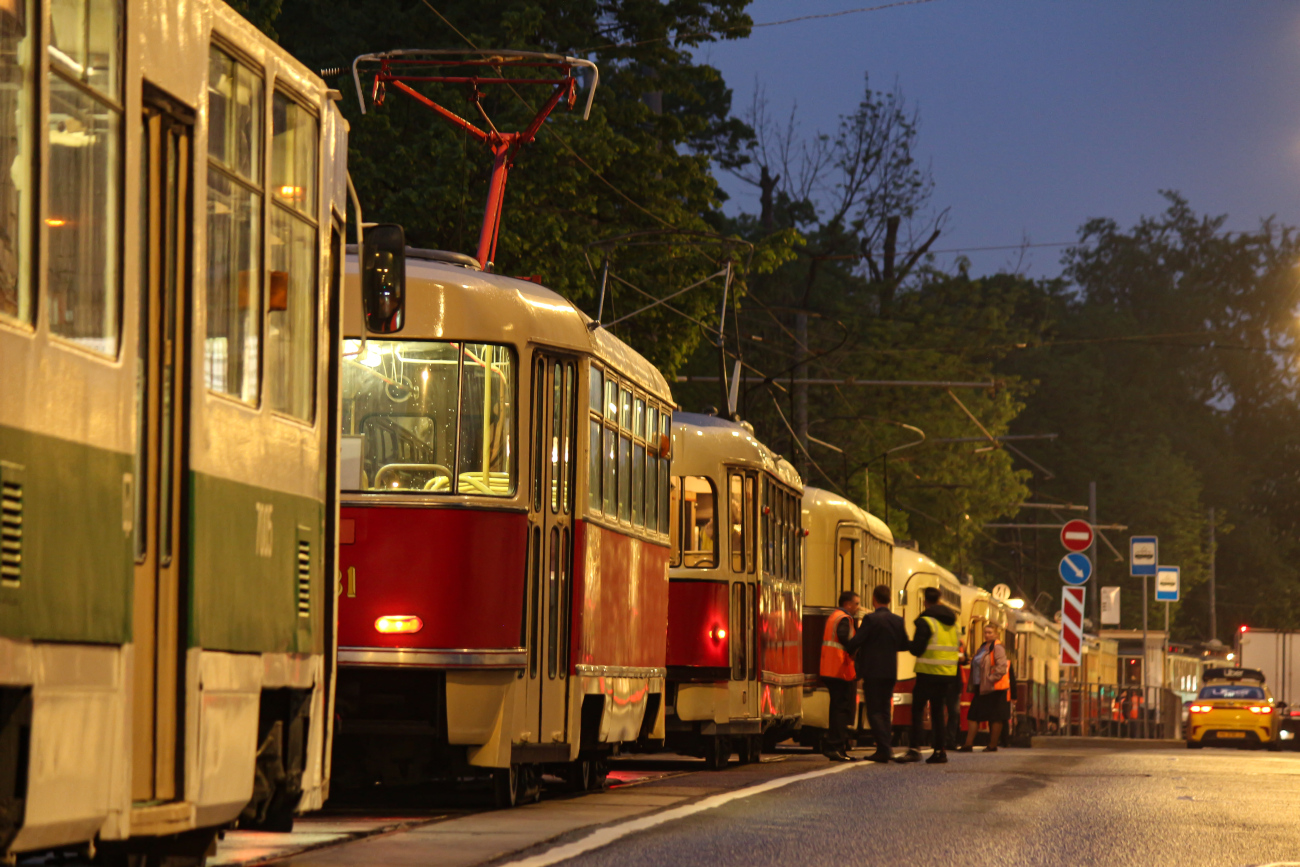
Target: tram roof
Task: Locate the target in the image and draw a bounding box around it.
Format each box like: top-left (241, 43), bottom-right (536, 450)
top-left (345, 250), bottom-right (673, 403)
top-left (892, 546), bottom-right (960, 591)
top-left (802, 486), bottom-right (893, 545)
top-left (671, 412), bottom-right (802, 489)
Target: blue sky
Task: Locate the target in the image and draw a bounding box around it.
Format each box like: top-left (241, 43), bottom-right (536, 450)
top-left (698, 0), bottom-right (1300, 278)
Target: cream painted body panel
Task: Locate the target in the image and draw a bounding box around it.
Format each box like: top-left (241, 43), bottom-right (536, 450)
top-left (186, 650), bottom-right (261, 829)
top-left (801, 486), bottom-right (893, 609)
top-left (0, 639), bottom-right (130, 852)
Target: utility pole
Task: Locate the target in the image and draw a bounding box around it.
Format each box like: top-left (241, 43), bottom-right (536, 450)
top-left (1208, 507), bottom-right (1217, 642)
top-left (1089, 481), bottom-right (1098, 628)
top-left (794, 310), bottom-right (809, 479)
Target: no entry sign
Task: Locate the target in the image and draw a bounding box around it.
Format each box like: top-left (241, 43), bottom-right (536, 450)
top-left (1061, 519), bottom-right (1094, 553)
top-left (1061, 587), bottom-right (1085, 666)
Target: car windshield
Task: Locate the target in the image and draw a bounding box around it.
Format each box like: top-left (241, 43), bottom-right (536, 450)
top-left (340, 339), bottom-right (516, 496)
top-left (1198, 685), bottom-right (1265, 700)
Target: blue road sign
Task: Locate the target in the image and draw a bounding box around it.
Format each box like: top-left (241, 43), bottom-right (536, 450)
top-left (1130, 536), bottom-right (1158, 577)
top-left (1156, 566), bottom-right (1180, 602)
top-left (1059, 552), bottom-right (1092, 585)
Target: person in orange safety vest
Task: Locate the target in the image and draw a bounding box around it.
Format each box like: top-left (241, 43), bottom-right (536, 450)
top-left (820, 590), bottom-right (861, 762)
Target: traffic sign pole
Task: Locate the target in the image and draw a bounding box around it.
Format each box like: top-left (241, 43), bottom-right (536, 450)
top-left (1130, 536), bottom-right (1158, 741)
top-left (1142, 573), bottom-right (1148, 739)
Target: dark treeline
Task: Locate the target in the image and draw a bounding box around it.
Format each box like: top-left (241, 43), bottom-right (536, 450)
top-left (246, 0), bottom-right (1300, 644)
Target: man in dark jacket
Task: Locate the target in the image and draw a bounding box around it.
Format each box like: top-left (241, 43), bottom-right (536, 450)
top-left (844, 584), bottom-right (908, 762)
top-left (897, 587), bottom-right (961, 764)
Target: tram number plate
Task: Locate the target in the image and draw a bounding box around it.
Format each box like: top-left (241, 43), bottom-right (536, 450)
top-left (1218, 731), bottom-right (1245, 738)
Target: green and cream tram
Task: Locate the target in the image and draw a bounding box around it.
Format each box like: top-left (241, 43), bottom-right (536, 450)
top-left (0, 0), bottom-right (346, 860)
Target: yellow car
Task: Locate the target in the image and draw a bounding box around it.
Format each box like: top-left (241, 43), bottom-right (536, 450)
top-left (1187, 667), bottom-right (1283, 750)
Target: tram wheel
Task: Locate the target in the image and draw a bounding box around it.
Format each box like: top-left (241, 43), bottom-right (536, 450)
top-left (586, 755), bottom-right (609, 790)
top-left (567, 758), bottom-right (593, 792)
top-left (737, 735), bottom-right (761, 764)
top-left (491, 765), bottom-right (519, 808)
top-left (704, 736), bottom-right (730, 771)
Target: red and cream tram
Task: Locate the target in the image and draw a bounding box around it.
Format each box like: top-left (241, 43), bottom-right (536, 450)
top-left (335, 246), bottom-right (673, 805)
top-left (662, 413), bottom-right (804, 766)
top-left (798, 487), bottom-right (893, 749)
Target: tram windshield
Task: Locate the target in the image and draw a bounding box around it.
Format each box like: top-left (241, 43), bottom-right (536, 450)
top-left (340, 339), bottom-right (516, 496)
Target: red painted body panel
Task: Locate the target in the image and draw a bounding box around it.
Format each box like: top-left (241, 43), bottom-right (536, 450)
top-left (572, 520), bottom-right (669, 669)
top-left (760, 582), bottom-right (802, 676)
top-left (338, 505), bottom-right (527, 649)
top-left (666, 580), bottom-right (729, 669)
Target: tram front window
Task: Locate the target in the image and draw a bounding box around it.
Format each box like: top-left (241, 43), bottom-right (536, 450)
top-left (340, 339), bottom-right (516, 496)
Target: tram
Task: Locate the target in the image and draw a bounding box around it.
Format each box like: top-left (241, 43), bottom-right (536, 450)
top-left (661, 413), bottom-right (803, 766)
top-left (1008, 606), bottom-right (1062, 736)
top-left (797, 486), bottom-right (892, 750)
top-left (890, 545), bottom-right (964, 740)
top-left (0, 0), bottom-right (346, 860)
top-left (334, 248), bottom-right (673, 805)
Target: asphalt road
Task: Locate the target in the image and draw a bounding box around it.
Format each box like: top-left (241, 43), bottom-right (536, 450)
top-left (490, 747), bottom-right (1300, 867)
top-left (212, 745), bottom-right (1300, 867)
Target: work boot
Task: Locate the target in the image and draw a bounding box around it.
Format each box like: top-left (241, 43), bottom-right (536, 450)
top-left (823, 750), bottom-right (851, 762)
top-left (894, 749), bottom-right (922, 763)
top-left (867, 751), bottom-right (893, 763)
top-left (926, 750), bottom-right (949, 764)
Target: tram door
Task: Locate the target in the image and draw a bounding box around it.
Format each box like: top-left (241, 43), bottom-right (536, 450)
top-left (131, 94), bottom-right (192, 802)
top-left (525, 352), bottom-right (578, 746)
top-left (837, 531), bottom-right (858, 598)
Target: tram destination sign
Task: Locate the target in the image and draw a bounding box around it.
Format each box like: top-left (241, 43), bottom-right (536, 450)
top-left (1130, 536), bottom-right (1158, 577)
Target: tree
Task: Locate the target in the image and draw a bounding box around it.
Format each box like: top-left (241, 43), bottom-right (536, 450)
top-left (995, 193), bottom-right (1300, 638)
top-left (270, 0), bottom-right (789, 373)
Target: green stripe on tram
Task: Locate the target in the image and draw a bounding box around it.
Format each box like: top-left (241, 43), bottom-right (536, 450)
top-left (0, 424), bottom-right (324, 654)
top-left (188, 472), bottom-right (324, 654)
top-left (0, 423), bottom-right (133, 644)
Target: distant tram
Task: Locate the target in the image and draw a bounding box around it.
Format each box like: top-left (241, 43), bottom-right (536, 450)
top-left (661, 413), bottom-right (803, 766)
top-left (335, 247), bottom-right (673, 805)
top-left (1, 0), bottom-right (346, 860)
top-left (798, 486), bottom-right (892, 749)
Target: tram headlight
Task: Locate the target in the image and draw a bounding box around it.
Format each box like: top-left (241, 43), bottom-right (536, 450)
top-left (709, 625), bottom-right (726, 642)
top-left (375, 615), bottom-right (424, 634)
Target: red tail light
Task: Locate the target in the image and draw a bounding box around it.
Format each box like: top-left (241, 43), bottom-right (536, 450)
top-left (376, 615), bottom-right (424, 634)
top-left (1190, 705), bottom-right (1212, 713)
top-left (1250, 705), bottom-right (1273, 715)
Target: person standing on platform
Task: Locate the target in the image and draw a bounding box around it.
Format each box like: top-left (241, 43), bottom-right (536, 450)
top-left (957, 624), bottom-right (1011, 752)
top-left (897, 587), bottom-right (961, 765)
top-left (820, 590), bottom-right (861, 762)
top-left (844, 584), bottom-right (908, 762)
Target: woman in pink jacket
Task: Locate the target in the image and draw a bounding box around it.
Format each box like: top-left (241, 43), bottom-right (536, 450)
top-left (957, 624), bottom-right (1010, 752)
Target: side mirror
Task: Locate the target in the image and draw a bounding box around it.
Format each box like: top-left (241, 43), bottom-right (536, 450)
top-left (362, 224), bottom-right (406, 334)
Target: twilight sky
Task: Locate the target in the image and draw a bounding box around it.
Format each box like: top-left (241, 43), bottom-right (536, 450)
top-left (698, 0), bottom-right (1300, 278)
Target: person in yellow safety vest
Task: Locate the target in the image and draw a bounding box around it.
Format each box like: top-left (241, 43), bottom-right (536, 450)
top-left (898, 586), bottom-right (961, 765)
top-left (819, 590), bottom-right (861, 762)
top-left (958, 624), bottom-right (1010, 753)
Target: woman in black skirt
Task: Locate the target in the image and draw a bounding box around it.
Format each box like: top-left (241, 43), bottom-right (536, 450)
top-left (958, 624), bottom-right (1010, 752)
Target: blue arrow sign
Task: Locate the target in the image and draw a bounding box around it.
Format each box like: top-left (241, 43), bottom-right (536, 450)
top-left (1059, 552), bottom-right (1092, 585)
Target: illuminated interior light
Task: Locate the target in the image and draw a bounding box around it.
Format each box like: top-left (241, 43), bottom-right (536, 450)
top-left (375, 615), bottom-right (423, 634)
top-left (45, 217), bottom-right (67, 227)
top-left (279, 184), bottom-right (302, 198)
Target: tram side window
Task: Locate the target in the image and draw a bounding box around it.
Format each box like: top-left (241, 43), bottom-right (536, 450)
top-left (267, 91), bottom-right (317, 420)
top-left (205, 46), bottom-right (262, 402)
top-left (0, 0), bottom-right (33, 324)
top-left (729, 473), bottom-right (745, 572)
top-left (339, 339), bottom-right (516, 495)
top-left (682, 475), bottom-right (716, 568)
top-left (659, 412), bottom-right (671, 532)
top-left (46, 0), bottom-right (123, 354)
top-left (668, 476), bottom-right (681, 566)
top-left (644, 405), bottom-right (658, 532)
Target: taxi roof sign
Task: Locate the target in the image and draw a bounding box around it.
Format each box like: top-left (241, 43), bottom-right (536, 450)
top-left (1203, 666), bottom-right (1265, 684)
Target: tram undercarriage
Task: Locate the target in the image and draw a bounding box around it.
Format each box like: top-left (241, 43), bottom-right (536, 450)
top-left (331, 667), bottom-right (664, 806)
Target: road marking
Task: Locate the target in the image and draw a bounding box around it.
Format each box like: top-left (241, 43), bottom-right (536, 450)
top-left (496, 761), bottom-right (868, 867)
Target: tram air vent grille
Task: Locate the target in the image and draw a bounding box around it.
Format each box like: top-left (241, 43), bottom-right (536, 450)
top-left (296, 540), bottom-right (311, 616)
top-left (1, 481), bottom-right (21, 587)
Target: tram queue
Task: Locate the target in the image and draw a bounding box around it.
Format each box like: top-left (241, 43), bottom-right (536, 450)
top-left (0, 0), bottom-right (1180, 862)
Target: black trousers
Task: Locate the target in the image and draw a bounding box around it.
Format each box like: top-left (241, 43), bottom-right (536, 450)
top-left (863, 677), bottom-right (896, 753)
top-left (945, 676), bottom-right (963, 750)
top-left (911, 673), bottom-right (958, 751)
top-left (825, 676), bottom-right (856, 752)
